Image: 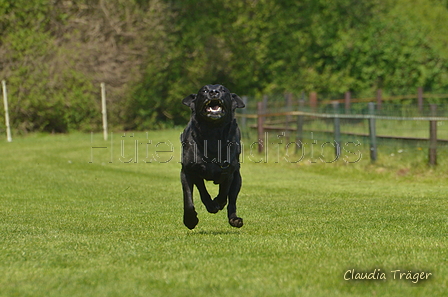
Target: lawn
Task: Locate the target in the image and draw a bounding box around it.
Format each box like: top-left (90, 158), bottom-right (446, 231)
top-left (0, 130), bottom-right (447, 296)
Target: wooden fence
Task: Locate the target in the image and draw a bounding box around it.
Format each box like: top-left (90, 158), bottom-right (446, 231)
top-left (242, 89), bottom-right (448, 113)
top-left (238, 99), bottom-right (448, 166)
top-left (302, 88), bottom-right (448, 112)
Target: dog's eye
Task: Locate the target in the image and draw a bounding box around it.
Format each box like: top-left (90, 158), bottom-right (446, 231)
top-left (202, 90), bottom-right (208, 94)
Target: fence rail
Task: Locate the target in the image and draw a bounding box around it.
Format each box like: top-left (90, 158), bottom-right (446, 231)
top-left (321, 92), bottom-right (448, 105)
top-left (238, 100), bottom-right (447, 166)
top-left (238, 110), bottom-right (448, 122)
top-left (241, 88), bottom-right (448, 114)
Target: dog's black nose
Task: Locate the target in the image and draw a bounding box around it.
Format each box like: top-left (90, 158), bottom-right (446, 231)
top-left (209, 89), bottom-right (220, 98)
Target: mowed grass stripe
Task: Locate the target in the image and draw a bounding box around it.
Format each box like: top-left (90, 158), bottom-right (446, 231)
top-left (0, 131), bottom-right (446, 297)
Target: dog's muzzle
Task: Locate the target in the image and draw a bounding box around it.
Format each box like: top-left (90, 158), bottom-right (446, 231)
top-left (204, 98), bottom-right (225, 119)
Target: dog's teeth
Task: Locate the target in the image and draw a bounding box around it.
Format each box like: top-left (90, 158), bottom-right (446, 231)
top-left (207, 106), bottom-right (222, 113)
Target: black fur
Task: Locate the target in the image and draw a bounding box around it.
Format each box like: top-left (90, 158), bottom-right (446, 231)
top-left (180, 84), bottom-right (245, 229)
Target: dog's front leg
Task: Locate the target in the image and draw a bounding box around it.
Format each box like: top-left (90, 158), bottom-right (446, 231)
top-left (181, 170), bottom-right (199, 229)
top-left (227, 170), bottom-right (243, 228)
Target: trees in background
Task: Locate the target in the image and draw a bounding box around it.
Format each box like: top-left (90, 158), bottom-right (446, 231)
top-left (0, 0), bottom-right (174, 132)
top-left (1, 0), bottom-right (447, 132)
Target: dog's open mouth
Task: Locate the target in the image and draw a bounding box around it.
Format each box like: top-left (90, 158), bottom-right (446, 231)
top-left (204, 99), bottom-right (225, 119)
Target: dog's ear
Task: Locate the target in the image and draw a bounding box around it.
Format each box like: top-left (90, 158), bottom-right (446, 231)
top-left (182, 94), bottom-right (197, 109)
top-left (231, 93), bottom-right (245, 109)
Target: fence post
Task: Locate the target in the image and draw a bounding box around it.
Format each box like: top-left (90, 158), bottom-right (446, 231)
top-left (285, 93), bottom-right (293, 143)
top-left (429, 104), bottom-right (437, 166)
top-left (262, 94), bottom-right (268, 112)
top-left (2, 80), bottom-right (12, 142)
top-left (101, 83), bottom-right (108, 141)
top-left (257, 101), bottom-right (264, 154)
top-left (376, 89), bottom-right (382, 111)
top-left (333, 102), bottom-right (341, 158)
top-left (240, 96), bottom-right (248, 130)
top-left (309, 92), bottom-right (317, 111)
top-left (296, 99), bottom-right (304, 154)
top-left (344, 91), bottom-right (351, 113)
top-left (418, 87), bottom-right (423, 113)
top-left (368, 102), bottom-right (377, 162)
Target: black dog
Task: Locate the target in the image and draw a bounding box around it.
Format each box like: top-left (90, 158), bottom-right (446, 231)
top-left (180, 84), bottom-right (245, 229)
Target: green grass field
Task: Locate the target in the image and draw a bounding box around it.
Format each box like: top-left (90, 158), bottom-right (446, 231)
top-left (0, 130), bottom-right (447, 296)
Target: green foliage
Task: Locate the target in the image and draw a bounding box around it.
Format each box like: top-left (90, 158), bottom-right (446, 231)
top-left (130, 0), bottom-right (448, 128)
top-left (0, 0), bottom-right (99, 133)
top-left (1, 0), bottom-right (448, 131)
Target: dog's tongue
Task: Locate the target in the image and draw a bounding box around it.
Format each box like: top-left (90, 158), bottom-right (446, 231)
top-left (207, 106), bottom-right (222, 113)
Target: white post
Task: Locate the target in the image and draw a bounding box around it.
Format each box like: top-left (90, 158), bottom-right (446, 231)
top-left (2, 80), bottom-right (12, 142)
top-left (101, 82), bottom-right (108, 141)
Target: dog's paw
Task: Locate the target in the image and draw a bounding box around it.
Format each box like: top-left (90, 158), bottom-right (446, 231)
top-left (184, 211), bottom-right (199, 229)
top-left (229, 217), bottom-right (243, 228)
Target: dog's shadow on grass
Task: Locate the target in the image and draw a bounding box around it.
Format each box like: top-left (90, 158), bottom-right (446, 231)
top-left (186, 229), bottom-right (241, 236)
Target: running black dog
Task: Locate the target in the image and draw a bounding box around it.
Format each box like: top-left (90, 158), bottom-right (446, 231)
top-left (180, 84), bottom-right (245, 229)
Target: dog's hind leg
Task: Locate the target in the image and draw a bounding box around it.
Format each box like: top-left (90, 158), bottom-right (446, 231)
top-left (181, 170), bottom-right (198, 229)
top-left (213, 174), bottom-right (233, 211)
top-left (195, 178), bottom-right (221, 214)
top-left (227, 170), bottom-right (243, 228)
